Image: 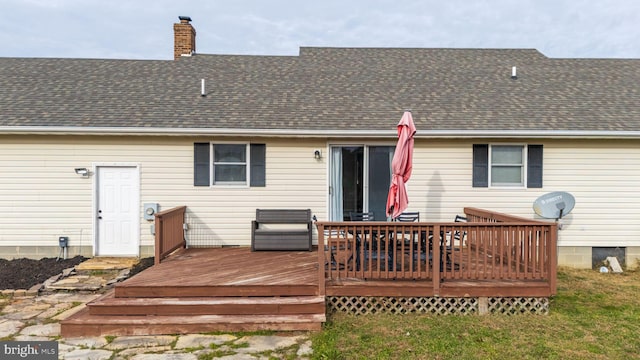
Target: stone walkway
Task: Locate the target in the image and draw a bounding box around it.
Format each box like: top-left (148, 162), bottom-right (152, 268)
top-left (0, 263), bottom-right (313, 359)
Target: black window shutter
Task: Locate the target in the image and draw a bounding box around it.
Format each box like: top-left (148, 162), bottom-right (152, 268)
top-left (472, 144), bottom-right (489, 187)
top-left (193, 143), bottom-right (210, 186)
top-left (250, 144), bottom-right (266, 187)
top-left (527, 145), bottom-right (543, 188)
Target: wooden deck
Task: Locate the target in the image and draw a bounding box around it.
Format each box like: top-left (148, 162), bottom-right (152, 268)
top-left (322, 254), bottom-right (554, 297)
top-left (325, 241), bottom-right (554, 297)
top-left (61, 248), bottom-right (325, 337)
top-left (117, 247), bottom-right (319, 297)
top-left (318, 207), bottom-right (557, 297)
top-left (118, 245), bottom-right (552, 299)
top-left (62, 244), bottom-right (554, 337)
top-left (60, 207), bottom-right (556, 336)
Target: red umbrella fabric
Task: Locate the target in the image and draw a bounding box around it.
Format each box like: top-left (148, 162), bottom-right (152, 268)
top-left (386, 111), bottom-right (417, 219)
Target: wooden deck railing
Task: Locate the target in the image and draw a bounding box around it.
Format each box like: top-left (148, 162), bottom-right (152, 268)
top-left (154, 206), bottom-right (187, 265)
top-left (316, 208), bottom-right (557, 295)
top-left (462, 207), bottom-right (557, 293)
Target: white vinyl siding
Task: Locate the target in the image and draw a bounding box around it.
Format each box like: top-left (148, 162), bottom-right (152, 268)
top-left (407, 139), bottom-right (640, 248)
top-left (540, 141), bottom-right (640, 247)
top-left (1, 136), bottom-right (639, 257)
top-left (187, 140), bottom-right (326, 245)
top-left (0, 136), bottom-right (327, 251)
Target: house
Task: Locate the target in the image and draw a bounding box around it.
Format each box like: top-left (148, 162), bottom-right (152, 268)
top-left (1, 16), bottom-right (639, 270)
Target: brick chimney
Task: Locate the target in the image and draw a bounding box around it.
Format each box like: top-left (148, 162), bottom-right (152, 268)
top-left (174, 16), bottom-right (196, 60)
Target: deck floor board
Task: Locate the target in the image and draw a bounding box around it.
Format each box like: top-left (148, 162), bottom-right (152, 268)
top-left (120, 247), bottom-right (318, 288)
top-left (62, 246), bottom-right (552, 337)
top-left (117, 247), bottom-right (550, 298)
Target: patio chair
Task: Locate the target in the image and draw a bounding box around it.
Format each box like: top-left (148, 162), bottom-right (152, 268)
top-left (324, 229), bottom-right (354, 270)
top-left (349, 211), bottom-right (375, 221)
top-left (394, 212), bottom-right (420, 222)
top-left (443, 215), bottom-right (467, 269)
top-left (394, 212), bottom-right (427, 270)
top-left (349, 211), bottom-right (375, 270)
top-left (448, 215), bottom-right (467, 249)
top-left (425, 214), bottom-right (466, 271)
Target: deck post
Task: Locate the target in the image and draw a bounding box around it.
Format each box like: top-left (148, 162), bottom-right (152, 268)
top-left (478, 297), bottom-right (489, 315)
top-left (154, 215), bottom-right (163, 266)
top-left (549, 223), bottom-right (558, 294)
top-left (317, 223), bottom-right (326, 296)
top-left (433, 224), bottom-right (441, 295)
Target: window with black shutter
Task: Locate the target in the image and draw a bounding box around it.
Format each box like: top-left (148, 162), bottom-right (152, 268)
top-left (527, 145), bottom-right (543, 188)
top-left (473, 144), bottom-right (543, 188)
top-left (250, 144), bottom-right (266, 187)
top-left (193, 143), bottom-right (210, 186)
top-left (193, 143), bottom-right (266, 187)
top-left (472, 144), bottom-right (489, 187)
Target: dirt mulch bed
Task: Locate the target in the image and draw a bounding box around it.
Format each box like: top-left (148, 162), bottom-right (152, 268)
top-left (0, 256), bottom-right (156, 290)
top-left (0, 256), bottom-right (87, 290)
top-left (129, 257), bottom-right (155, 277)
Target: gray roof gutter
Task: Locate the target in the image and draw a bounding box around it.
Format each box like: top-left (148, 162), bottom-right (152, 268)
top-left (2, 126), bottom-right (640, 139)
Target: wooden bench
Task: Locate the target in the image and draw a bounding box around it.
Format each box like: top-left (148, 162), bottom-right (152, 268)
top-left (251, 209), bottom-right (313, 251)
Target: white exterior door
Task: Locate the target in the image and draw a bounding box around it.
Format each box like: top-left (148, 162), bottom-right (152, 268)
top-left (96, 166), bottom-right (139, 256)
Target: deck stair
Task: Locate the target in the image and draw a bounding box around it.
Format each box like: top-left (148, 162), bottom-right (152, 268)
top-left (61, 248), bottom-right (325, 337)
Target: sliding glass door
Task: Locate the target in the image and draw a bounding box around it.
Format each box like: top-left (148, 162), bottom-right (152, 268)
top-left (329, 145), bottom-right (394, 221)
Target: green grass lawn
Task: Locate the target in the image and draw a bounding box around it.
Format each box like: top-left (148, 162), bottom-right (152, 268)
top-left (311, 267), bottom-right (640, 359)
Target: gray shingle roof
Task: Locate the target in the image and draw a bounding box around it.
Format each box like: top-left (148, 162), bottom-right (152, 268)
top-left (1, 48), bottom-right (639, 134)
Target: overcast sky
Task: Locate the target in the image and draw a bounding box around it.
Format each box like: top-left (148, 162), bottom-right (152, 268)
top-left (1, 0), bottom-right (638, 60)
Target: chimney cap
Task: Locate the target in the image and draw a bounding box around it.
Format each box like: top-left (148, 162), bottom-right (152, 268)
top-left (179, 16), bottom-right (192, 22)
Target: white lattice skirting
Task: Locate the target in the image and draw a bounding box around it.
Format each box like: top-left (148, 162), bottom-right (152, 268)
top-left (327, 296), bottom-right (549, 315)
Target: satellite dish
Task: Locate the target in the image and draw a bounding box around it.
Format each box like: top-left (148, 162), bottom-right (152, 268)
top-left (533, 191), bottom-right (575, 219)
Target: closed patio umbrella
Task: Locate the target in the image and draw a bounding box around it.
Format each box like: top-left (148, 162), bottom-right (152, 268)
top-left (386, 111), bottom-right (416, 219)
